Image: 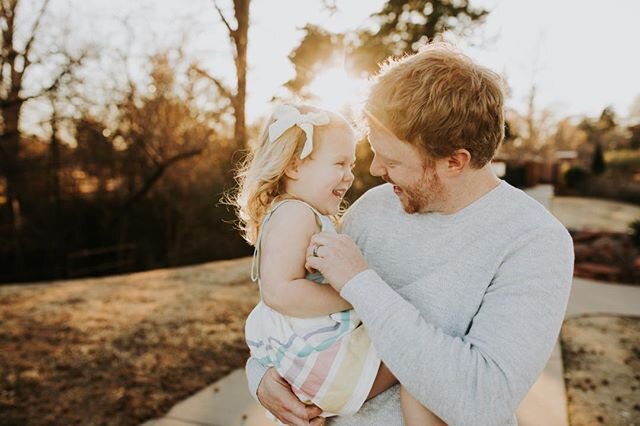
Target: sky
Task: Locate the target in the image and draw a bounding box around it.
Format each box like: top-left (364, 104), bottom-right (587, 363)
top-left (243, 0), bottom-right (640, 122)
top-left (34, 0), bottom-right (640, 126)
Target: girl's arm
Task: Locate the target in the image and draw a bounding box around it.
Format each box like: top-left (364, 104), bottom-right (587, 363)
top-left (258, 202), bottom-right (352, 317)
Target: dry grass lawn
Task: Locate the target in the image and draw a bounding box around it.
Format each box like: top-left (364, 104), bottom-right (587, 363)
top-left (0, 257), bottom-right (258, 426)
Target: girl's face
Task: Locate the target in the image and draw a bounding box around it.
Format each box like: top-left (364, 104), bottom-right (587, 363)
top-left (291, 124), bottom-right (357, 215)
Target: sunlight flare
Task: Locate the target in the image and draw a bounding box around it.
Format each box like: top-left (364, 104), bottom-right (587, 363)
top-left (307, 66), bottom-right (368, 111)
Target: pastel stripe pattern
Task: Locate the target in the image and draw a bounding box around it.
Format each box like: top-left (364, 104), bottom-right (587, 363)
top-left (245, 199), bottom-right (381, 416)
top-left (245, 302), bottom-right (380, 416)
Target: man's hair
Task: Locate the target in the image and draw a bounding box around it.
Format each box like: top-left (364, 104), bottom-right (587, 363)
top-left (365, 42), bottom-right (505, 168)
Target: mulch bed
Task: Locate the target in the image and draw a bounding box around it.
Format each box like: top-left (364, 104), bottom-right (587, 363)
top-left (560, 314), bottom-right (640, 425)
top-left (571, 230), bottom-right (640, 285)
top-left (0, 258), bottom-right (259, 426)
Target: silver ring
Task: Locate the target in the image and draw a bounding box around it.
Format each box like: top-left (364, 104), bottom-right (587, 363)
top-left (312, 245), bottom-right (320, 257)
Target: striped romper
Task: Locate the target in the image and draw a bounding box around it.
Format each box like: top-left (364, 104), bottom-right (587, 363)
top-left (244, 199), bottom-right (381, 417)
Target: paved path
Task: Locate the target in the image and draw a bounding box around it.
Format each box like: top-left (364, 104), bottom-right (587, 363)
top-left (144, 188), bottom-right (640, 426)
top-left (549, 196), bottom-right (640, 233)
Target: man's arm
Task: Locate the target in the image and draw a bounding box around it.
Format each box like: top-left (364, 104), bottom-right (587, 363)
top-left (338, 225), bottom-right (574, 425)
top-left (246, 358), bottom-right (324, 425)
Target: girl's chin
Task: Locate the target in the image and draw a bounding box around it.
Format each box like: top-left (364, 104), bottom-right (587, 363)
top-left (323, 203), bottom-right (341, 215)
top-left (325, 207), bottom-right (339, 215)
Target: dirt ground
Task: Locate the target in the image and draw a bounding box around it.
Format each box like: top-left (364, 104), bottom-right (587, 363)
top-left (561, 314), bottom-right (640, 426)
top-left (0, 257), bottom-right (259, 426)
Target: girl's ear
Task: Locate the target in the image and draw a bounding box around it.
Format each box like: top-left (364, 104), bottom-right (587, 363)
top-left (284, 157), bottom-right (302, 180)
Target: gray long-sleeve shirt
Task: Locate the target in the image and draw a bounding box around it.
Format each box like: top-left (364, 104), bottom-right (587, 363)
top-left (246, 181), bottom-right (575, 425)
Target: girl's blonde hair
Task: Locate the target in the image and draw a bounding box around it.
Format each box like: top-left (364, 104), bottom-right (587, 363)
top-left (227, 104), bottom-right (351, 246)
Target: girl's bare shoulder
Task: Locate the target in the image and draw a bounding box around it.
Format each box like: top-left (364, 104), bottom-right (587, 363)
top-left (263, 200), bottom-right (321, 243)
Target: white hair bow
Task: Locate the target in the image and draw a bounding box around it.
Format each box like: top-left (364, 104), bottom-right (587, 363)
top-left (268, 105), bottom-right (330, 159)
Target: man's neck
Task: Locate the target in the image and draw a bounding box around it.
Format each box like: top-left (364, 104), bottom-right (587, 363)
top-left (439, 167), bottom-right (501, 215)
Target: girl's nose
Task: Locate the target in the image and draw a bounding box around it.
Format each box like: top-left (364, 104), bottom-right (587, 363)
top-left (345, 168), bottom-right (355, 183)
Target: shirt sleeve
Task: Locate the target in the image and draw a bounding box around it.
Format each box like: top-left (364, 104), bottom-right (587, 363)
top-left (245, 356), bottom-right (268, 402)
top-left (340, 225), bottom-right (574, 425)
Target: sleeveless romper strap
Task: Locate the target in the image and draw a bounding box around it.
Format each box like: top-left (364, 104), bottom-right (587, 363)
top-left (251, 199), bottom-right (329, 283)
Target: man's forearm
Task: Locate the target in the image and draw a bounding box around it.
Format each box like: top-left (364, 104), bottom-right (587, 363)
top-left (340, 271), bottom-right (521, 424)
top-left (339, 226), bottom-right (573, 426)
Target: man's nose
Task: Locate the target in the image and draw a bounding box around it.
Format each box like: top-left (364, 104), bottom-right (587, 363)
top-left (369, 156), bottom-right (385, 177)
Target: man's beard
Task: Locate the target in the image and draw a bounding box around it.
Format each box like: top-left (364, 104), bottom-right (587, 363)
top-left (385, 166), bottom-right (446, 214)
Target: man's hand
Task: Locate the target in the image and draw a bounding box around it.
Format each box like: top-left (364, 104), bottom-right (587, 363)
top-left (305, 233), bottom-right (369, 292)
top-left (257, 367), bottom-right (325, 426)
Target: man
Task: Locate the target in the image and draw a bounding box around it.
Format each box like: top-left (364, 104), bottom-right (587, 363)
top-left (246, 43), bottom-right (574, 425)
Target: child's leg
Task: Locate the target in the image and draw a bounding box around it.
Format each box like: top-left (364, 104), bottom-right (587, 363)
top-left (364, 363), bottom-right (446, 425)
top-left (400, 385), bottom-right (447, 426)
top-left (366, 362), bottom-right (397, 400)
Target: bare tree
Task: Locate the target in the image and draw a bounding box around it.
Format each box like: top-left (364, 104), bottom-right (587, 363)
top-left (195, 0), bottom-right (250, 148)
top-left (0, 0), bottom-right (84, 230)
top-left (111, 51), bottom-right (208, 211)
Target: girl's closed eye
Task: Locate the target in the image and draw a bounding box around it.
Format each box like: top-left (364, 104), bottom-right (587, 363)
top-left (336, 162), bottom-right (356, 171)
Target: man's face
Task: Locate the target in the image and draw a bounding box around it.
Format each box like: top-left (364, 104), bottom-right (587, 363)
top-left (367, 118), bottom-right (447, 214)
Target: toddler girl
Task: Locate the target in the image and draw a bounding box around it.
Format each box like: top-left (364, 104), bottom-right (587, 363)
top-left (232, 104), bottom-right (444, 425)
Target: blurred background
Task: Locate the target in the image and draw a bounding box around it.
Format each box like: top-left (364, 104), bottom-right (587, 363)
top-left (1, 0), bottom-right (639, 284)
top-left (1, 1), bottom-right (639, 425)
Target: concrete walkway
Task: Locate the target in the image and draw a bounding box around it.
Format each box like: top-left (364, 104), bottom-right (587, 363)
top-left (549, 196), bottom-right (640, 233)
top-left (144, 188), bottom-right (640, 426)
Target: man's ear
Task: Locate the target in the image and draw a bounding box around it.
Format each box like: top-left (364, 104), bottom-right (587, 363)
top-left (284, 157), bottom-right (302, 180)
top-left (446, 149), bottom-right (471, 174)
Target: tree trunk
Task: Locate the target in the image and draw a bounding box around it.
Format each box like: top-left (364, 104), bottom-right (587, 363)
top-left (48, 109), bottom-right (62, 210)
top-left (232, 0), bottom-right (250, 148)
top-left (0, 100), bottom-right (23, 232)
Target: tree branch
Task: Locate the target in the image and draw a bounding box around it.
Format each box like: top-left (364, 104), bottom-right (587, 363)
top-left (3, 51), bottom-right (87, 108)
top-left (23, 0), bottom-right (50, 63)
top-left (123, 148), bottom-right (203, 211)
top-left (191, 65), bottom-right (234, 102)
top-left (213, 0), bottom-right (235, 36)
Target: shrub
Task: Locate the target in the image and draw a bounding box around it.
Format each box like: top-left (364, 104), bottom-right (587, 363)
top-left (564, 166), bottom-right (589, 190)
top-left (591, 144), bottom-right (606, 175)
top-left (631, 220), bottom-right (640, 248)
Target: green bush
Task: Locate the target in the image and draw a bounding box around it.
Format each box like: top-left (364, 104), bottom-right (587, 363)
top-left (564, 166), bottom-right (589, 190)
top-left (591, 144), bottom-right (606, 175)
top-left (631, 220), bottom-right (640, 248)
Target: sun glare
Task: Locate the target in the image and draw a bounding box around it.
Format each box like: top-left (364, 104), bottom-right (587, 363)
top-left (307, 66), bottom-right (367, 111)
